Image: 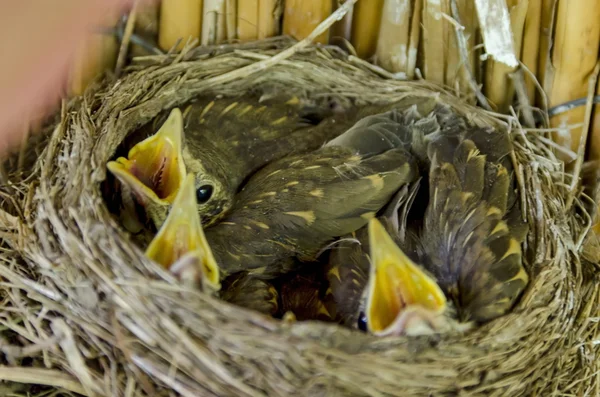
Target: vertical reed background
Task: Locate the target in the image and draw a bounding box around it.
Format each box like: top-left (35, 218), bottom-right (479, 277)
top-left (68, 0), bottom-right (600, 213)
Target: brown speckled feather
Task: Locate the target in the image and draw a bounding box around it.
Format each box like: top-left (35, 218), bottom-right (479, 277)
top-left (219, 272), bottom-right (279, 316)
top-left (420, 136), bottom-right (529, 322)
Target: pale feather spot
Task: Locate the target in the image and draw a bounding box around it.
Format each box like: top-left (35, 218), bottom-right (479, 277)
top-left (304, 165), bottom-right (321, 170)
top-left (228, 252), bottom-right (241, 260)
top-left (309, 189), bottom-right (324, 197)
top-left (199, 118), bottom-right (206, 124)
top-left (259, 192), bottom-right (277, 197)
top-left (267, 169), bottom-right (282, 177)
top-left (252, 266), bottom-right (267, 274)
top-left (487, 206), bottom-right (502, 216)
top-left (282, 189), bottom-right (289, 193)
top-left (251, 220), bottom-right (270, 229)
top-left (327, 266), bottom-right (341, 282)
top-left (286, 96), bottom-right (300, 105)
top-left (271, 116), bottom-right (288, 125)
top-left (220, 102), bottom-right (238, 117)
top-left (248, 200), bottom-right (263, 204)
top-left (500, 238), bottom-right (522, 260)
top-left (463, 208), bottom-right (477, 224)
top-left (348, 155), bottom-right (361, 162)
top-left (284, 211), bottom-right (316, 224)
top-left (360, 212), bottom-right (376, 220)
top-left (231, 140), bottom-right (239, 146)
top-left (244, 225), bottom-right (252, 230)
top-left (183, 105), bottom-right (193, 119)
top-left (461, 192), bottom-right (474, 203)
top-left (289, 159), bottom-right (303, 166)
top-left (490, 221), bottom-right (508, 236)
top-left (352, 279), bottom-right (361, 286)
top-left (238, 104), bottom-right (253, 116)
top-left (256, 106), bottom-right (267, 113)
top-left (363, 174), bottom-right (384, 190)
top-left (220, 222), bottom-right (236, 225)
top-left (462, 231), bottom-right (474, 247)
top-left (318, 303), bottom-right (331, 317)
top-left (199, 101), bottom-right (215, 118)
top-left (286, 181), bottom-right (300, 187)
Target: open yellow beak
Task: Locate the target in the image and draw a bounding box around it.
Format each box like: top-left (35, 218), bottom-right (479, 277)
top-left (365, 218), bottom-right (446, 335)
top-left (145, 173), bottom-right (220, 292)
top-left (107, 108), bottom-right (186, 207)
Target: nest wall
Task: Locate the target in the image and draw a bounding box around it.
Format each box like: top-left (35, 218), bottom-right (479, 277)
top-left (0, 37), bottom-right (597, 396)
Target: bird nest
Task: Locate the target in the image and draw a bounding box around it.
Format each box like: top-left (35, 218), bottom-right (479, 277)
top-left (0, 37), bottom-right (596, 396)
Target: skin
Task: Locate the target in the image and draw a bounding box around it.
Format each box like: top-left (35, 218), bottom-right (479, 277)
top-left (0, 0), bottom-right (154, 157)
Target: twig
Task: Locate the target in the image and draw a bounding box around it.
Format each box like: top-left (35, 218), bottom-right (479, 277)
top-left (566, 61), bottom-right (600, 210)
top-left (115, 2), bottom-right (140, 78)
top-left (198, 0), bottom-right (358, 88)
top-left (0, 366), bottom-right (88, 396)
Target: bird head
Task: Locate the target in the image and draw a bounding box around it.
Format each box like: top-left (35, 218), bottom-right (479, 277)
top-left (144, 172), bottom-right (221, 293)
top-left (362, 218), bottom-right (448, 336)
top-left (107, 108), bottom-right (234, 229)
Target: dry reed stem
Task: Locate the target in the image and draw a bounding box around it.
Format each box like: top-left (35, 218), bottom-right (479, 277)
top-left (406, 0), bottom-right (422, 79)
top-left (158, 0), bottom-right (203, 51)
top-left (258, 0), bottom-right (282, 39)
top-left (283, 0), bottom-right (332, 44)
top-left (590, 76), bottom-right (600, 160)
top-left (484, 0), bottom-right (528, 113)
top-left (350, 0), bottom-right (384, 59)
top-left (536, 0), bottom-right (556, 106)
top-left (546, 0), bottom-right (600, 158)
top-left (475, 0), bottom-right (519, 68)
top-left (201, 0), bottom-right (224, 45)
top-left (422, 0), bottom-right (449, 84)
top-left (225, 0), bottom-right (237, 41)
top-left (375, 0), bottom-right (411, 75)
top-left (237, 0), bottom-right (259, 41)
top-left (330, 0), bottom-right (355, 43)
top-left (521, 0), bottom-right (542, 101)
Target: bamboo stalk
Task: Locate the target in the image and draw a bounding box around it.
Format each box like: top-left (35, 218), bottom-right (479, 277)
top-left (238, 0), bottom-right (258, 41)
top-left (406, 0), bottom-right (423, 79)
top-left (132, 3), bottom-right (159, 56)
top-left (422, 0), bottom-right (449, 85)
top-left (520, 0), bottom-right (542, 101)
top-left (225, 0), bottom-right (237, 41)
top-left (69, 32), bottom-right (118, 96)
top-left (350, 0), bottom-right (384, 59)
top-left (330, 0), bottom-right (355, 43)
top-left (158, 0), bottom-right (203, 51)
top-left (536, 0), bottom-right (556, 106)
top-left (483, 0), bottom-right (529, 113)
top-left (547, 0), bottom-right (600, 158)
top-left (445, 0), bottom-right (478, 94)
top-left (589, 78), bottom-right (600, 161)
top-left (202, 0), bottom-right (225, 45)
top-left (258, 0), bottom-right (282, 39)
top-left (217, 0), bottom-right (227, 42)
top-left (283, 0), bottom-right (332, 44)
top-left (375, 0), bottom-right (411, 75)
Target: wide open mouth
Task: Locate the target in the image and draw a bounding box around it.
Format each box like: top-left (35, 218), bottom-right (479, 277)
top-left (365, 218), bottom-right (446, 334)
top-left (145, 173), bottom-right (220, 291)
top-left (107, 108), bottom-right (186, 206)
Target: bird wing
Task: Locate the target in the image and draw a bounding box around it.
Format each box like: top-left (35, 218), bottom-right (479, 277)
top-left (421, 135), bottom-right (529, 322)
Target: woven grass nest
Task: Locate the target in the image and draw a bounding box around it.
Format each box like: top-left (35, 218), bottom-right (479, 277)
top-left (0, 36), bottom-right (597, 396)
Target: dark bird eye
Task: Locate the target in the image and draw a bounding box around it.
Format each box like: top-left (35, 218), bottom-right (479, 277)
top-left (196, 185), bottom-right (213, 204)
top-left (357, 312), bottom-right (367, 332)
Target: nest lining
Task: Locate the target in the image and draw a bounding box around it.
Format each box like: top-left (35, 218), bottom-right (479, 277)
top-left (0, 37), bottom-right (596, 396)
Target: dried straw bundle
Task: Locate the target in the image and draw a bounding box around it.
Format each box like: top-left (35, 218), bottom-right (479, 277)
top-left (0, 36), bottom-right (596, 396)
